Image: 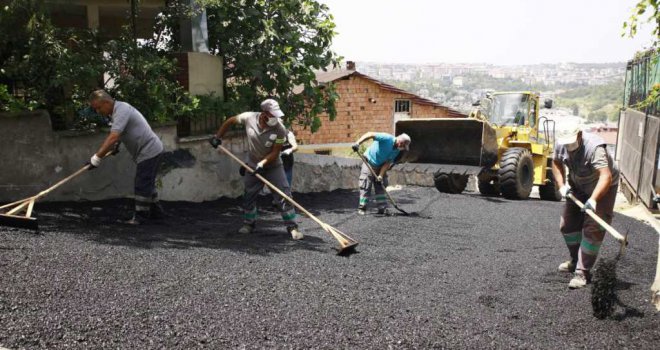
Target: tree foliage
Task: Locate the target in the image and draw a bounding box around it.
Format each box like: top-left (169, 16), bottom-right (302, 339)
top-left (0, 0), bottom-right (105, 124)
top-left (190, 0), bottom-right (341, 131)
top-left (0, 0), bottom-right (197, 128)
top-left (624, 0), bottom-right (660, 45)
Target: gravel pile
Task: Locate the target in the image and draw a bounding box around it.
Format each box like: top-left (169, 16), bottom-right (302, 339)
top-left (1, 187), bottom-right (659, 349)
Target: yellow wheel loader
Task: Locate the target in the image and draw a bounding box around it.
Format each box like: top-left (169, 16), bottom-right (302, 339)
top-left (396, 91), bottom-right (561, 200)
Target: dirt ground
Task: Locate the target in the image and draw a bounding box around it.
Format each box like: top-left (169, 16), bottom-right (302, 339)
top-left (1, 187), bottom-right (659, 349)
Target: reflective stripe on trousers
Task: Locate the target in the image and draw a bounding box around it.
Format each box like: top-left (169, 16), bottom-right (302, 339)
top-left (242, 163), bottom-right (297, 228)
top-left (358, 163), bottom-right (388, 210)
top-left (559, 185), bottom-right (617, 272)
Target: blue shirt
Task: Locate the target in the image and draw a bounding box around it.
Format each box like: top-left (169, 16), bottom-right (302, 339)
top-left (364, 133), bottom-right (400, 167)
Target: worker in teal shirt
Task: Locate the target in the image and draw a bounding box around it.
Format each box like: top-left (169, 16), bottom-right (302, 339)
top-left (352, 132), bottom-right (411, 215)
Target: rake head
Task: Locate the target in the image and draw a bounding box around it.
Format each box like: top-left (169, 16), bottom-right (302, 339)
top-left (336, 241), bottom-right (359, 256)
top-left (326, 225), bottom-right (359, 256)
top-left (0, 213), bottom-right (39, 230)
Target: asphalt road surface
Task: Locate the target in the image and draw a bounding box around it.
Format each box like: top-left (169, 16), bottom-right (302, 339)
top-left (1, 187), bottom-right (659, 349)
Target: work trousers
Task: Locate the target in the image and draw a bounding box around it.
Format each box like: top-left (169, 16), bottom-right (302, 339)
top-left (281, 153), bottom-right (294, 186)
top-left (243, 163), bottom-right (297, 229)
top-left (559, 184), bottom-right (618, 273)
top-left (134, 153), bottom-right (163, 218)
top-left (358, 163), bottom-right (388, 210)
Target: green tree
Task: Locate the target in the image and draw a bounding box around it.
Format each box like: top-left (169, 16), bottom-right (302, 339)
top-left (624, 0), bottom-right (660, 45)
top-left (190, 0), bottom-right (341, 131)
top-left (0, 0), bottom-right (197, 128)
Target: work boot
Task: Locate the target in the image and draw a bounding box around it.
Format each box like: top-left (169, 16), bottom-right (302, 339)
top-left (288, 226), bottom-right (304, 240)
top-left (238, 223), bottom-right (255, 234)
top-left (558, 260), bottom-right (576, 273)
top-left (120, 212), bottom-right (149, 225)
top-left (357, 205), bottom-right (367, 215)
top-left (377, 207), bottom-right (389, 215)
top-left (569, 271), bottom-right (589, 289)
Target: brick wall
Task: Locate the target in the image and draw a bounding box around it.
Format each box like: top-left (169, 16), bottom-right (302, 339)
top-left (293, 75), bottom-right (452, 145)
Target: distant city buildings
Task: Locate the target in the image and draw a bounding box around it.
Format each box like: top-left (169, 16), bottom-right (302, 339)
top-left (356, 61), bottom-right (625, 114)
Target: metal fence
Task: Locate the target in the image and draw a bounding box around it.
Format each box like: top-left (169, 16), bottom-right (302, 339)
top-left (176, 113), bottom-right (225, 138)
top-left (619, 50), bottom-right (660, 208)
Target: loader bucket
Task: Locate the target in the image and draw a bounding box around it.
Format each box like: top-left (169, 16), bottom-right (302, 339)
top-left (395, 118), bottom-right (498, 168)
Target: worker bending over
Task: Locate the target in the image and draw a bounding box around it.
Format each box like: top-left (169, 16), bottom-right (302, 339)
top-left (352, 132), bottom-right (410, 215)
top-left (551, 122), bottom-right (619, 289)
top-left (210, 99), bottom-right (302, 240)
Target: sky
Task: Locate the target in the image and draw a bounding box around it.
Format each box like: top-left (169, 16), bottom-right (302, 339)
top-left (320, 0), bottom-right (655, 65)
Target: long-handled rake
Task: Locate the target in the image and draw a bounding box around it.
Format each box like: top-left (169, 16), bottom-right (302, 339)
top-left (218, 145), bottom-right (358, 255)
top-left (0, 164), bottom-right (93, 230)
top-left (355, 151), bottom-right (409, 216)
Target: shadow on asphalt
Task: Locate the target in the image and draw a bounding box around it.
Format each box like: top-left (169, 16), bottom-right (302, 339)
top-left (32, 198), bottom-right (331, 256)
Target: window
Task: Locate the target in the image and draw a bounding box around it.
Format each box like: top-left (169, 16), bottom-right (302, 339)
top-left (395, 100), bottom-right (411, 113)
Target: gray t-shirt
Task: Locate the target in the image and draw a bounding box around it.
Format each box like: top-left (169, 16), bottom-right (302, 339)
top-left (237, 112), bottom-right (287, 167)
top-left (110, 101), bottom-right (163, 163)
top-left (553, 133), bottom-right (619, 194)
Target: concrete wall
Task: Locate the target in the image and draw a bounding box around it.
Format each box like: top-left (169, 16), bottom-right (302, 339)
top-left (0, 111), bottom-right (443, 203)
top-left (0, 111), bottom-right (247, 203)
top-left (185, 52), bottom-right (224, 97)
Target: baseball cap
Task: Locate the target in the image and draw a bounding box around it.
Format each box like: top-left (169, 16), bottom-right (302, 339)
top-left (260, 99), bottom-right (284, 118)
top-left (556, 120), bottom-right (582, 145)
top-left (397, 133), bottom-right (411, 150)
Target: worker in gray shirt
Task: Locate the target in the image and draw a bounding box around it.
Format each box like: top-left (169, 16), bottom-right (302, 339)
top-left (551, 121), bottom-right (620, 289)
top-left (88, 89), bottom-right (165, 225)
top-left (210, 99), bottom-right (303, 240)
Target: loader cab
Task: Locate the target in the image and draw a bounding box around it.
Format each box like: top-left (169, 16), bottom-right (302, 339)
top-left (482, 93), bottom-right (536, 128)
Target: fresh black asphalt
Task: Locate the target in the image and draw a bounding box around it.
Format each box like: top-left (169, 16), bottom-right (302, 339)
top-left (1, 187), bottom-right (659, 349)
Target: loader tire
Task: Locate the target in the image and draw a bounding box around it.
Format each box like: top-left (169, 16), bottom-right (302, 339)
top-left (539, 170), bottom-right (562, 201)
top-left (498, 148), bottom-right (534, 200)
top-left (434, 172), bottom-right (468, 194)
top-left (478, 180), bottom-right (500, 197)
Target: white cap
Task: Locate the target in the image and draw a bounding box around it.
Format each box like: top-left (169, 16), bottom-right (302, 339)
top-left (397, 133), bottom-right (411, 150)
top-left (556, 120), bottom-right (582, 145)
top-left (260, 99), bottom-right (284, 118)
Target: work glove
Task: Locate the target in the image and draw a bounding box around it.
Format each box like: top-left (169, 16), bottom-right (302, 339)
top-left (559, 184), bottom-right (571, 199)
top-left (375, 175), bottom-right (383, 183)
top-left (110, 142), bottom-right (121, 156)
top-left (209, 136), bottom-right (222, 149)
top-left (253, 162), bottom-right (265, 176)
top-left (351, 143), bottom-right (360, 152)
top-left (87, 154), bottom-right (102, 170)
top-left (239, 166), bottom-right (246, 176)
top-left (582, 198), bottom-right (597, 213)
top-left (282, 148), bottom-right (293, 156)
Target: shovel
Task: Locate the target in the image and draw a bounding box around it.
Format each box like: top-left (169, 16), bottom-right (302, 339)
top-left (355, 151), bottom-right (409, 216)
top-left (567, 193), bottom-right (628, 255)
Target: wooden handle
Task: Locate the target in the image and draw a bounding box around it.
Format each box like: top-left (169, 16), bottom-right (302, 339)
top-left (217, 145), bottom-right (357, 249)
top-left (217, 145), bottom-right (329, 231)
top-left (2, 151), bottom-right (111, 215)
top-left (567, 193), bottom-right (626, 243)
top-left (356, 152), bottom-right (401, 207)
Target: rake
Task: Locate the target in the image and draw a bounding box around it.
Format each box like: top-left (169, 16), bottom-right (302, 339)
top-left (218, 145), bottom-right (358, 255)
top-left (355, 151), bottom-right (409, 215)
top-left (0, 164), bottom-right (93, 230)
